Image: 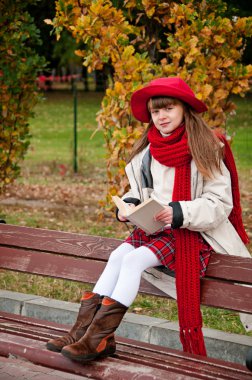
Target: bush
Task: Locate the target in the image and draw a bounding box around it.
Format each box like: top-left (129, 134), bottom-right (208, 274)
top-left (0, 0), bottom-right (46, 191)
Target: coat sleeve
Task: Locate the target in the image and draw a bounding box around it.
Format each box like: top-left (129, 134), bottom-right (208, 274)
top-left (122, 161), bottom-right (142, 203)
top-left (179, 162), bottom-right (233, 232)
top-left (114, 161), bottom-right (141, 221)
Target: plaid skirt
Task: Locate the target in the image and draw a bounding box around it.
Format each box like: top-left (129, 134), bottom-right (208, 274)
top-left (125, 227), bottom-right (213, 278)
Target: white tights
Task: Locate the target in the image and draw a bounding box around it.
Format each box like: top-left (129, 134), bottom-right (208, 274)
top-left (93, 243), bottom-right (161, 307)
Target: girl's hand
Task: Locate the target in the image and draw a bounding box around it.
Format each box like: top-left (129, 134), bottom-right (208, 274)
top-left (118, 204), bottom-right (136, 222)
top-left (154, 206), bottom-right (173, 225)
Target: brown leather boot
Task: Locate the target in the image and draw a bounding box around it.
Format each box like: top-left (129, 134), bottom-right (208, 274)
top-left (46, 291), bottom-right (101, 352)
top-left (61, 296), bottom-right (128, 362)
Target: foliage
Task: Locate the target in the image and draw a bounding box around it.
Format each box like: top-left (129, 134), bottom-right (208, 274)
top-left (52, 30), bottom-right (82, 69)
top-left (51, 0), bottom-right (252, 203)
top-left (27, 0), bottom-right (57, 67)
top-left (0, 0), bottom-right (46, 191)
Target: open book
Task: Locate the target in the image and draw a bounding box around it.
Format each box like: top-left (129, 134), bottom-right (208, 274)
top-left (112, 196), bottom-right (166, 235)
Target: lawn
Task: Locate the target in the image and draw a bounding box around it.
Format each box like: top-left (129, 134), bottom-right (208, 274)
top-left (24, 91), bottom-right (105, 175)
top-left (226, 94), bottom-right (252, 170)
top-left (0, 90), bottom-right (251, 336)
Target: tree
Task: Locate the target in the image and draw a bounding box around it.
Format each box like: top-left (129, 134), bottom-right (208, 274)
top-left (50, 0), bottom-right (252, 203)
top-left (27, 0), bottom-right (57, 68)
top-left (0, 0), bottom-right (46, 191)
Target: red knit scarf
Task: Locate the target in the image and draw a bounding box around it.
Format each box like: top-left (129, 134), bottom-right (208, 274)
top-left (148, 124), bottom-right (206, 356)
top-left (148, 123), bottom-right (248, 356)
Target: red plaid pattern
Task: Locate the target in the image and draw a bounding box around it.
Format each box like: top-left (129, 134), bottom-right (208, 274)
top-left (125, 227), bottom-right (212, 278)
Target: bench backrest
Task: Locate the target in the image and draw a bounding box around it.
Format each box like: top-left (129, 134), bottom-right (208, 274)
top-left (0, 224), bottom-right (252, 314)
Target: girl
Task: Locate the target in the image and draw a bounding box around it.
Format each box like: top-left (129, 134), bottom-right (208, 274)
top-left (46, 77), bottom-right (250, 361)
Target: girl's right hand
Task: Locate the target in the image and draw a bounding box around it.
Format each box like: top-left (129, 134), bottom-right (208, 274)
top-left (154, 205), bottom-right (173, 225)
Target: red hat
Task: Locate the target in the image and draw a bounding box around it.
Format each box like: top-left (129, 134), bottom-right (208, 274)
top-left (130, 77), bottom-right (207, 123)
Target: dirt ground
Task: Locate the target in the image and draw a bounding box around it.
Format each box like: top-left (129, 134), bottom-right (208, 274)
top-left (0, 167), bottom-right (130, 240)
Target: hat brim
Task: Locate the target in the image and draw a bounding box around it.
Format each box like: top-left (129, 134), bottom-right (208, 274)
top-left (131, 85), bottom-right (208, 123)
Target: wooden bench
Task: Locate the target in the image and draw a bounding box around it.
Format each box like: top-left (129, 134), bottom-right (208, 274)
top-left (0, 223), bottom-right (252, 379)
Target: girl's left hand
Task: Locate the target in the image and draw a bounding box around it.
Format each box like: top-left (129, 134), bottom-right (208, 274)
top-left (154, 206), bottom-right (173, 225)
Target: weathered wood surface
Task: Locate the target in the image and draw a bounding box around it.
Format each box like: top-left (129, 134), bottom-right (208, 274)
top-left (0, 355), bottom-right (85, 380)
top-left (0, 311), bottom-right (251, 380)
top-left (1, 224), bottom-right (252, 283)
top-left (1, 224), bottom-right (252, 377)
top-left (0, 246), bottom-right (168, 297)
top-left (0, 223), bottom-right (120, 260)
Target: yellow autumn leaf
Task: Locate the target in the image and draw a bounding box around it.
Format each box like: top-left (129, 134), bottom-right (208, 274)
top-left (173, 51), bottom-right (181, 60)
top-left (114, 81), bottom-right (124, 94)
top-left (201, 84), bottom-right (213, 98)
top-left (122, 45), bottom-right (135, 60)
top-left (44, 19), bottom-right (53, 25)
top-left (222, 59), bottom-right (233, 68)
top-left (234, 18), bottom-right (246, 30)
top-left (75, 49), bottom-right (84, 57)
top-left (146, 7), bottom-right (155, 18)
top-left (195, 92), bottom-right (203, 100)
top-left (214, 35), bottom-right (225, 44)
top-left (200, 26), bottom-right (212, 37)
top-left (124, 0), bottom-right (137, 9)
top-left (245, 64), bottom-right (252, 75)
top-left (215, 88), bottom-right (229, 100)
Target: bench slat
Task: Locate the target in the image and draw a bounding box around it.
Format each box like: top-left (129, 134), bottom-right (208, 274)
top-left (206, 253), bottom-right (252, 283)
top-left (118, 345), bottom-right (249, 380)
top-left (0, 224), bottom-right (120, 260)
top-left (0, 247), bottom-right (168, 297)
top-left (201, 279), bottom-right (252, 313)
top-left (0, 246), bottom-right (104, 282)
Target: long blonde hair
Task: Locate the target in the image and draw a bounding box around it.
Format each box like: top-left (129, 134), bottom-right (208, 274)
top-left (128, 97), bottom-right (223, 178)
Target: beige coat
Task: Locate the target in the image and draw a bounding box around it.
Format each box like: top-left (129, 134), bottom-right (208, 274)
top-left (123, 145), bottom-right (250, 258)
top-left (123, 145), bottom-right (252, 330)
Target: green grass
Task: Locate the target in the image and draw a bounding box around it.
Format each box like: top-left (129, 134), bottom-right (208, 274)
top-left (0, 90), bottom-right (251, 337)
top-left (227, 95), bottom-right (252, 169)
top-left (26, 91), bottom-right (105, 174)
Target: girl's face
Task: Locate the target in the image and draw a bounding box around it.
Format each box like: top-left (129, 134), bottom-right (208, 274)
top-left (149, 97), bottom-right (184, 134)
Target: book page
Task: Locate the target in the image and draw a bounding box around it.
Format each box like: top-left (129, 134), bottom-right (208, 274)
top-left (111, 196), bottom-right (132, 217)
top-left (112, 196), bottom-right (166, 234)
top-left (127, 199), bottom-right (166, 234)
